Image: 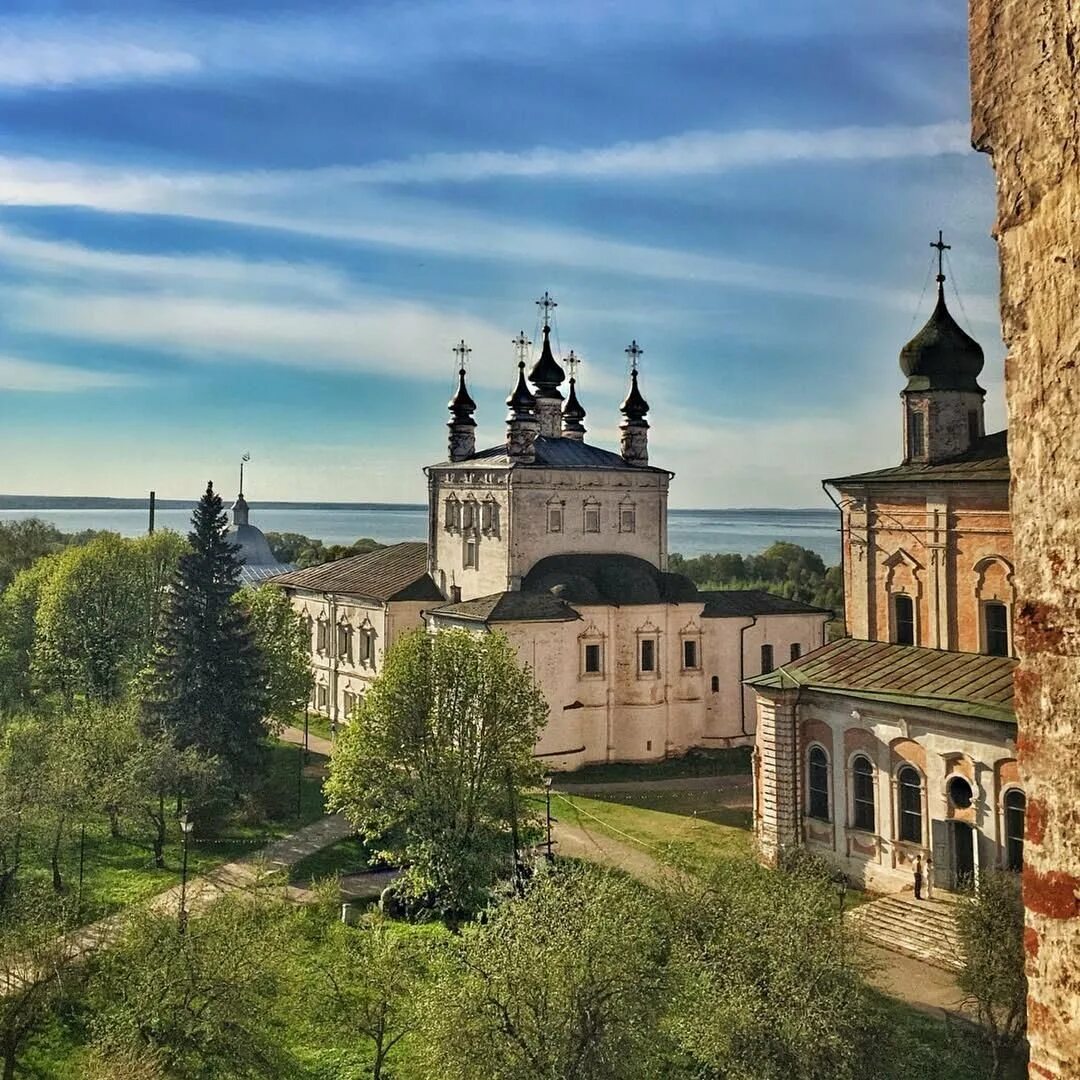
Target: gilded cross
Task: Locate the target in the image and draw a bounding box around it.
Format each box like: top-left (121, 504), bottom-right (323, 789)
top-left (625, 339), bottom-right (643, 373)
top-left (930, 230), bottom-right (951, 282)
top-left (535, 290), bottom-right (557, 328)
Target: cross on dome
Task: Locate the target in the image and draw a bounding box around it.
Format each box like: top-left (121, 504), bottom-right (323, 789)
top-left (566, 349), bottom-right (579, 380)
top-left (512, 330), bottom-right (530, 365)
top-left (452, 338), bottom-right (472, 372)
top-left (535, 290), bottom-right (558, 329)
top-left (625, 339), bottom-right (644, 373)
top-left (930, 230), bottom-right (951, 283)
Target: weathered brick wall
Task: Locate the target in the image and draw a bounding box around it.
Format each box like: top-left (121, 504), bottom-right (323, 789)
top-left (969, 2), bottom-right (1080, 1075)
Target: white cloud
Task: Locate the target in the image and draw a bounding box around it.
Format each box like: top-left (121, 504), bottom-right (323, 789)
top-left (0, 34), bottom-right (198, 88)
top-left (0, 354), bottom-right (139, 392)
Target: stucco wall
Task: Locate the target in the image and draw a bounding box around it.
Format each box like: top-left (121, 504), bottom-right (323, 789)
top-left (970, 2), bottom-right (1080, 1072)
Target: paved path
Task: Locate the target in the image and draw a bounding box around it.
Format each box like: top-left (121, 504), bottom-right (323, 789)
top-left (281, 724), bottom-right (333, 758)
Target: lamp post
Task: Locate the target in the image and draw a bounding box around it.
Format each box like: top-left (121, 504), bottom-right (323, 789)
top-left (543, 775), bottom-right (554, 862)
top-left (178, 811), bottom-right (194, 933)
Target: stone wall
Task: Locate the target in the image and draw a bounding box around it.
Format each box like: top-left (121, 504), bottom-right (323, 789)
top-left (969, 3), bottom-right (1080, 1074)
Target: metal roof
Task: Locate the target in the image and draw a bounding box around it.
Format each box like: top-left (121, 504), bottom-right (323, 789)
top-left (431, 435), bottom-right (672, 475)
top-left (747, 637), bottom-right (1016, 724)
top-left (700, 589), bottom-right (832, 618)
top-left (272, 542), bottom-right (443, 603)
top-left (522, 553), bottom-right (698, 605)
top-left (826, 430), bottom-right (1008, 486)
top-left (429, 591), bottom-right (581, 624)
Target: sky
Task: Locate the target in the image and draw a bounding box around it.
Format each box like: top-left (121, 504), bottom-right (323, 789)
top-left (0, 1), bottom-right (1004, 508)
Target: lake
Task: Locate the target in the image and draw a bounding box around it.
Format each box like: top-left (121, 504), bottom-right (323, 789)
top-left (0, 503), bottom-right (841, 564)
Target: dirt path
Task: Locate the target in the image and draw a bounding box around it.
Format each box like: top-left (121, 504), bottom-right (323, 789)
top-left (554, 774), bottom-right (751, 796)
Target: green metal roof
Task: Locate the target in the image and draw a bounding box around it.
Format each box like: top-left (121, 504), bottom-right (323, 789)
top-left (825, 430), bottom-right (1008, 486)
top-left (747, 637), bottom-right (1016, 725)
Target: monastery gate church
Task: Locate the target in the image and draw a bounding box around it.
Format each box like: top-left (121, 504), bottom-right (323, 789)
top-left (275, 295), bottom-right (829, 769)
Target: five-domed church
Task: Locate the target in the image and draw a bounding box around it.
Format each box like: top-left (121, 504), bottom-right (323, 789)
top-left (275, 297), bottom-right (830, 768)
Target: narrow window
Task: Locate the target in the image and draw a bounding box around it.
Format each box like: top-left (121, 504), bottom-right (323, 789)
top-left (444, 497), bottom-right (460, 530)
top-left (317, 684), bottom-right (328, 709)
top-left (968, 409), bottom-right (980, 444)
top-left (357, 629), bottom-right (372, 663)
top-left (548, 506), bottom-right (563, 533)
top-left (464, 539), bottom-right (478, 569)
top-left (1004, 789), bottom-right (1026, 871)
top-left (639, 638), bottom-right (656, 673)
top-left (316, 619), bottom-right (328, 653)
top-left (710, 675), bottom-right (719, 693)
top-left (620, 507), bottom-right (636, 533)
top-left (984, 601), bottom-right (1009, 657)
top-left (760, 644), bottom-right (774, 674)
top-left (584, 643), bottom-right (602, 674)
top-left (908, 410), bottom-right (926, 459)
top-left (462, 500), bottom-right (477, 530)
top-left (790, 642), bottom-right (802, 662)
top-left (808, 746), bottom-right (830, 821)
top-left (584, 504), bottom-right (601, 533)
top-left (897, 766), bottom-right (922, 844)
top-left (852, 756), bottom-right (875, 832)
top-left (893, 594), bottom-right (915, 646)
top-left (337, 624), bottom-right (350, 660)
top-left (683, 639), bottom-right (699, 670)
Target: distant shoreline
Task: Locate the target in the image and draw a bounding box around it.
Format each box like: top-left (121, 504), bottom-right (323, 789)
top-left (0, 496), bottom-right (829, 514)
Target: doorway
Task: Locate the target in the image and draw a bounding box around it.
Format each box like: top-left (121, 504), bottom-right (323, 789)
top-left (952, 822), bottom-right (975, 890)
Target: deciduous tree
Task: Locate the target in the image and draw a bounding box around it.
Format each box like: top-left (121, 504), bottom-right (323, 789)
top-left (326, 628), bottom-right (547, 914)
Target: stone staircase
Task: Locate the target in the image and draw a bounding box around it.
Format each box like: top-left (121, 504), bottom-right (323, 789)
top-left (846, 895), bottom-right (964, 971)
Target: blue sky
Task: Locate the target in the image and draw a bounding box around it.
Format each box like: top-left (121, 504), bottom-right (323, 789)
top-left (0, 1), bottom-right (1003, 508)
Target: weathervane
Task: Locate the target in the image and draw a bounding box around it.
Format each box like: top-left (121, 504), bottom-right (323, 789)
top-left (239, 451), bottom-right (251, 497)
top-left (512, 330), bottom-right (530, 366)
top-left (625, 339), bottom-right (643, 374)
top-left (535, 290), bottom-right (557, 329)
top-left (452, 338), bottom-right (472, 373)
top-left (930, 230), bottom-right (951, 283)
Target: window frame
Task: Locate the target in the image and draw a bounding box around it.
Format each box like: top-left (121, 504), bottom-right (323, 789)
top-left (807, 745), bottom-right (830, 822)
top-left (682, 637), bottom-right (700, 671)
top-left (896, 765), bottom-right (924, 845)
top-left (619, 503), bottom-right (636, 533)
top-left (336, 622), bottom-right (351, 661)
top-left (983, 600), bottom-right (1010, 657)
top-left (892, 593), bottom-right (916, 646)
top-left (444, 494), bottom-right (461, 532)
top-left (547, 503), bottom-right (564, 534)
top-left (583, 501), bottom-right (601, 534)
top-left (463, 537), bottom-right (479, 570)
top-left (851, 755), bottom-right (875, 833)
top-left (760, 643), bottom-right (774, 674)
top-left (908, 408), bottom-right (926, 459)
top-left (639, 637), bottom-right (657, 674)
top-left (790, 642), bottom-right (802, 662)
top-left (1003, 788), bottom-right (1026, 872)
top-left (583, 642), bottom-right (603, 675)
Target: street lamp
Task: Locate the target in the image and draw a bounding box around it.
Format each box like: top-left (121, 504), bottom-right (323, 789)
top-left (178, 810), bottom-right (195, 933)
top-left (543, 775), bottom-right (554, 862)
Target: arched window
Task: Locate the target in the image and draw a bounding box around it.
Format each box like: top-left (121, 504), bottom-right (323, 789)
top-left (893, 594), bottom-right (915, 646)
top-left (808, 746), bottom-right (830, 821)
top-left (710, 675), bottom-right (719, 693)
top-left (1004, 790), bottom-right (1026, 871)
top-left (984, 601), bottom-right (1010, 657)
top-left (852, 756), bottom-right (875, 832)
top-left (897, 765), bottom-right (922, 843)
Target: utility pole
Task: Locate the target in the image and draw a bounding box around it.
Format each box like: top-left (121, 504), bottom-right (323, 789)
top-left (148, 490), bottom-right (156, 534)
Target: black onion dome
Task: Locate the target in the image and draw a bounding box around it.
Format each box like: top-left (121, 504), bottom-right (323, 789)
top-left (448, 367), bottom-right (476, 425)
top-left (899, 284), bottom-right (985, 393)
top-left (527, 324), bottom-right (565, 397)
top-left (563, 376), bottom-right (586, 420)
top-left (506, 360), bottom-right (537, 413)
top-left (620, 369), bottom-right (649, 420)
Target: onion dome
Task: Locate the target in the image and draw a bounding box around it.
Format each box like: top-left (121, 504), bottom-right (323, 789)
top-left (506, 360), bottom-right (537, 416)
top-left (447, 366), bottom-right (477, 426)
top-left (527, 324), bottom-right (565, 397)
top-left (900, 282), bottom-right (985, 393)
top-left (620, 369), bottom-right (649, 421)
top-left (563, 377), bottom-right (586, 424)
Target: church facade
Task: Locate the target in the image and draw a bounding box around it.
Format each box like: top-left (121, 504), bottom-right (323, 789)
top-left (276, 300), bottom-right (829, 766)
top-left (750, 250), bottom-right (1024, 893)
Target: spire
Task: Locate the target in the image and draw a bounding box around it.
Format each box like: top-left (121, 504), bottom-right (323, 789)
top-left (447, 339), bottom-right (477, 462)
top-left (507, 359), bottom-right (536, 414)
top-left (232, 452), bottom-right (251, 526)
top-left (562, 349), bottom-right (586, 440)
top-left (619, 340), bottom-right (650, 466)
top-left (506, 357), bottom-right (538, 464)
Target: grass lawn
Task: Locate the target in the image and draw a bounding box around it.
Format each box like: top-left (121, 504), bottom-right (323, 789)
top-left (288, 835), bottom-right (369, 883)
top-left (558, 746), bottom-right (751, 784)
top-left (18, 740), bottom-right (328, 924)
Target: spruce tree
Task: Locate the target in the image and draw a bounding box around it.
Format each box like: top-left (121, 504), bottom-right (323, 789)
top-left (144, 482), bottom-right (268, 789)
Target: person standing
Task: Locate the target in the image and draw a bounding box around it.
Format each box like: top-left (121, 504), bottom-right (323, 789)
top-left (924, 855), bottom-right (934, 900)
top-left (913, 855), bottom-right (923, 899)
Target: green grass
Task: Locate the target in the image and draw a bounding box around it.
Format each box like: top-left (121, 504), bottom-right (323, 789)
top-left (558, 746), bottom-right (751, 784)
top-left (289, 835), bottom-right (369, 883)
top-left (18, 740), bottom-right (328, 924)
top-left (303, 712), bottom-right (335, 743)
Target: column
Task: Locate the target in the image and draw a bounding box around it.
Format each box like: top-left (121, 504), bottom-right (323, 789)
top-left (755, 689), bottom-right (800, 866)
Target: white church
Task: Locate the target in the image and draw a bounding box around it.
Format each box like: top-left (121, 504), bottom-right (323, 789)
top-left (274, 298), bottom-right (830, 768)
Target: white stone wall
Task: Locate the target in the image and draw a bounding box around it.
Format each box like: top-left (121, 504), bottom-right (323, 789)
top-left (903, 389), bottom-right (985, 464)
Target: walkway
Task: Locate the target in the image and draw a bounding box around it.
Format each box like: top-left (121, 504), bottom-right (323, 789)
top-left (281, 723), bottom-right (333, 758)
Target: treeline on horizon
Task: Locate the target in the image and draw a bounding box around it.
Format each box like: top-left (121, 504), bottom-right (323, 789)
top-left (0, 520), bottom-right (843, 614)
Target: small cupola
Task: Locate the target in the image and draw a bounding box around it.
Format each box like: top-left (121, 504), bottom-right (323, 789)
top-left (619, 340), bottom-right (650, 467)
top-left (447, 338), bottom-right (477, 462)
top-left (506, 342), bottom-right (539, 463)
top-left (561, 349), bottom-right (586, 441)
top-left (528, 292), bottom-right (566, 437)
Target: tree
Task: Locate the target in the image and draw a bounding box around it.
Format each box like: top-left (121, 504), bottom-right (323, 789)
top-left (143, 483), bottom-right (268, 790)
top-left (0, 518), bottom-right (66, 594)
top-left (89, 894), bottom-right (294, 1078)
top-left (0, 556), bottom-right (60, 712)
top-left (414, 864), bottom-right (670, 1080)
top-left (0, 715), bottom-right (50, 910)
top-left (303, 913), bottom-right (437, 1080)
top-left (238, 585), bottom-right (312, 736)
top-left (663, 857), bottom-right (883, 1080)
top-left (956, 870), bottom-right (1028, 1079)
top-left (326, 628), bottom-right (548, 915)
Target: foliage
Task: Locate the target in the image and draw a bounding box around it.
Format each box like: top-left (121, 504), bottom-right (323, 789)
top-left (0, 518), bottom-right (77, 594)
top-left (669, 541), bottom-right (843, 613)
top-left (0, 555), bottom-right (61, 711)
top-left (414, 863), bottom-right (671, 1080)
top-left (955, 870), bottom-right (1028, 1079)
top-left (143, 483), bottom-right (268, 790)
top-left (301, 912), bottom-right (436, 1080)
top-left (238, 584), bottom-right (313, 735)
top-left (326, 628), bottom-right (547, 916)
top-left (0, 714), bottom-right (50, 910)
top-left (662, 856), bottom-right (881, 1080)
top-left (264, 531), bottom-right (383, 569)
top-left (89, 892), bottom-right (295, 1078)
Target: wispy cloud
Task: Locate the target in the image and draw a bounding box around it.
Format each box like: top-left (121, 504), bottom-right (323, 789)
top-left (0, 354), bottom-right (139, 392)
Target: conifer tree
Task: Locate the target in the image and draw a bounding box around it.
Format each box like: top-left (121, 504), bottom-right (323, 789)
top-left (143, 482), bottom-right (268, 789)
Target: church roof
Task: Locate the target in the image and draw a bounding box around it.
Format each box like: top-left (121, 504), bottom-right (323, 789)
top-left (899, 284), bottom-right (985, 394)
top-left (228, 521), bottom-right (278, 567)
top-left (429, 591), bottom-right (580, 624)
top-left (522, 553), bottom-right (698, 605)
top-left (825, 430), bottom-right (1009, 487)
top-left (747, 637), bottom-right (1016, 725)
top-left (272, 542), bottom-right (443, 603)
top-left (699, 590), bottom-right (833, 618)
top-left (430, 435), bottom-right (672, 474)
top-left (527, 324), bottom-right (565, 397)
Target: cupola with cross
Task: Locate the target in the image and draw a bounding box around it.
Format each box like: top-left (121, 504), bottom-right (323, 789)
top-left (900, 232), bottom-right (986, 464)
top-left (447, 338), bottom-right (477, 462)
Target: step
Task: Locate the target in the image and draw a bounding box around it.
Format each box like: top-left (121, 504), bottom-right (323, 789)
top-left (846, 896), bottom-right (964, 971)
